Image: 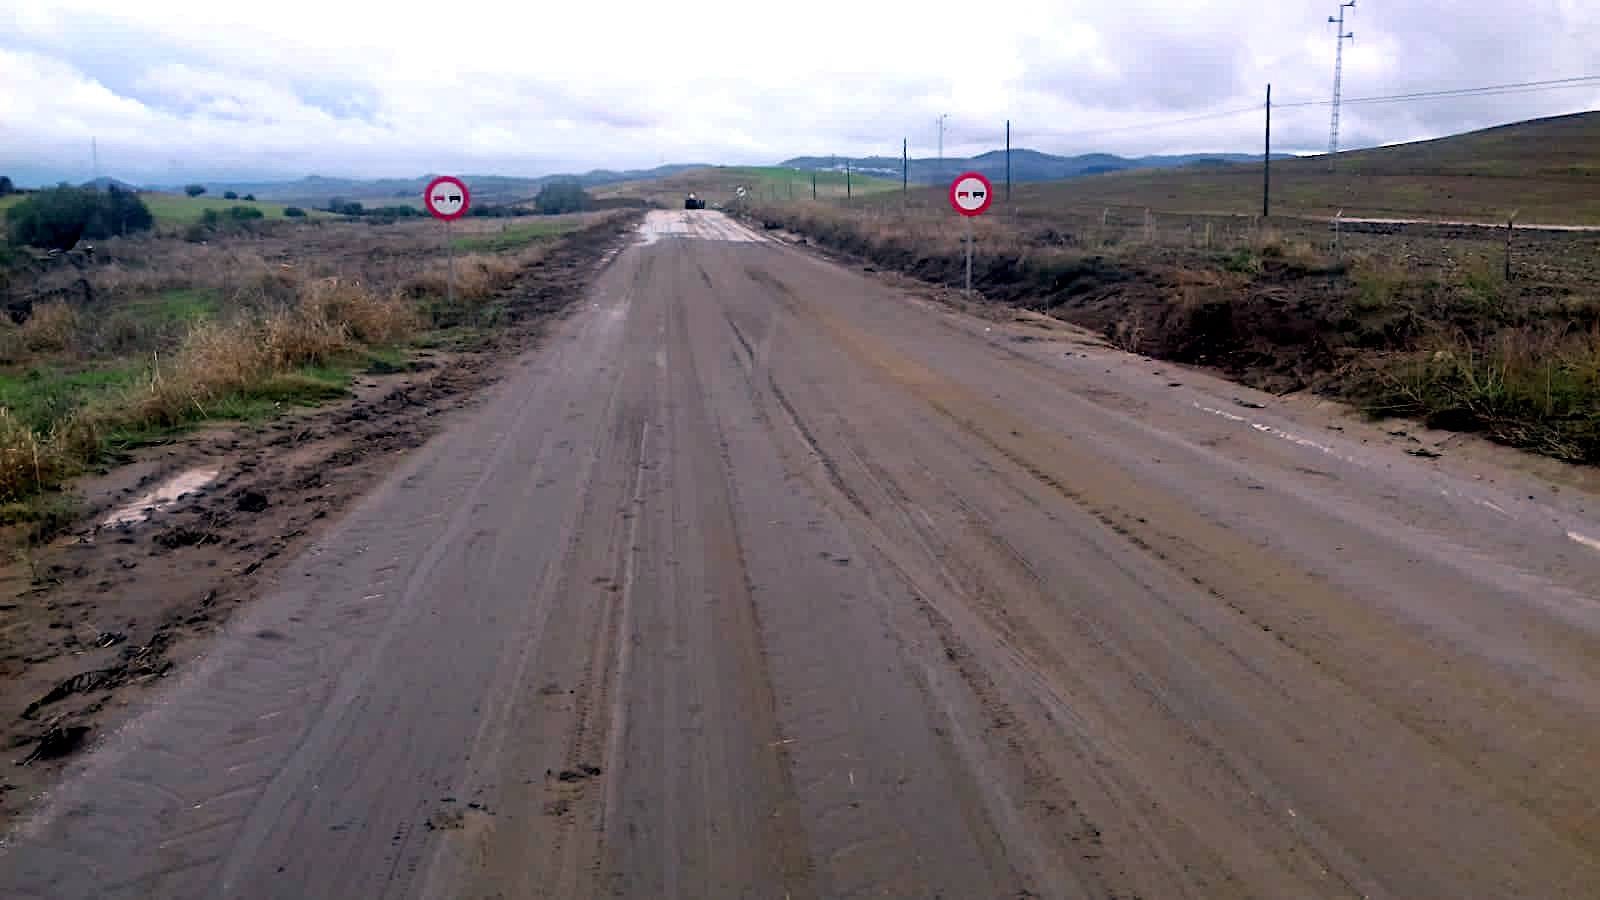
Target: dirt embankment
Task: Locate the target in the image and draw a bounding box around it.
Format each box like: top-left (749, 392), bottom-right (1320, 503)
top-left (749, 205), bottom-right (1600, 463)
top-left (0, 213), bottom-right (639, 825)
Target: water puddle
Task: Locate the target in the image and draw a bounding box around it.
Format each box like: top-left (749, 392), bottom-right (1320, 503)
top-left (637, 210), bottom-right (765, 245)
top-left (101, 466), bottom-right (221, 528)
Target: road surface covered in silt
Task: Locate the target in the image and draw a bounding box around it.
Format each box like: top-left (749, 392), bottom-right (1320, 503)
top-left (5, 210), bottom-right (1600, 899)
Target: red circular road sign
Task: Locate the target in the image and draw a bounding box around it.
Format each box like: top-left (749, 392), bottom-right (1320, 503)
top-left (424, 175), bottom-right (471, 221)
top-left (948, 171), bottom-right (994, 217)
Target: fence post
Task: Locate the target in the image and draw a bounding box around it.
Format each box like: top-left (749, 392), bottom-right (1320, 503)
top-left (1505, 210), bottom-right (1519, 281)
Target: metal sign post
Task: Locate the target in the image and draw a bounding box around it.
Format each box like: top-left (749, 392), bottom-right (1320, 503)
top-left (965, 217), bottom-right (973, 295)
top-left (948, 171), bottom-right (993, 298)
top-left (423, 175), bottom-right (471, 307)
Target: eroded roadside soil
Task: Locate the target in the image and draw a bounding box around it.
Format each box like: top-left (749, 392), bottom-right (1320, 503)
top-left (0, 213), bottom-right (640, 825)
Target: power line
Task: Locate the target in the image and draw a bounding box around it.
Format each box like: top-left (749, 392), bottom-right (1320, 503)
top-left (1023, 74), bottom-right (1600, 145)
top-left (1278, 75), bottom-right (1600, 109)
top-left (924, 73), bottom-right (1600, 161)
top-left (1020, 104), bottom-right (1265, 142)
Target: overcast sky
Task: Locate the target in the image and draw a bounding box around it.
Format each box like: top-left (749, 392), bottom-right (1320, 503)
top-left (2, 0), bottom-right (1598, 185)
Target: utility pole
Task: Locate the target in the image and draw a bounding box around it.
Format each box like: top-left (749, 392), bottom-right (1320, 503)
top-left (846, 160), bottom-right (852, 200)
top-left (1263, 84), bottom-right (1271, 218)
top-left (938, 113), bottom-right (949, 178)
top-left (1005, 119), bottom-right (1012, 204)
top-left (902, 137), bottom-right (908, 197)
top-left (1327, 0), bottom-right (1356, 168)
top-left (812, 169), bottom-right (817, 200)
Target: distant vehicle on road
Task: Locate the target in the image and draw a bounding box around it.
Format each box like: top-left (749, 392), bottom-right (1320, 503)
top-left (684, 192), bottom-right (706, 210)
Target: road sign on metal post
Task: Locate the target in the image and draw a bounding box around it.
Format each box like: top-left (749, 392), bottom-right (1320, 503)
top-left (424, 176), bottom-right (471, 306)
top-left (948, 172), bottom-right (993, 296)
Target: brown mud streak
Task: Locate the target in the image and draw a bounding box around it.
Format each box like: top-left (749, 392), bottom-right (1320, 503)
top-left (798, 285), bottom-right (1600, 872)
top-left (734, 325), bottom-right (1118, 893)
top-left (663, 280), bottom-right (817, 898)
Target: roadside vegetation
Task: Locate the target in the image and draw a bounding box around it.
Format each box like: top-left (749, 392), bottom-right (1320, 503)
top-left (0, 206), bottom-right (623, 531)
top-left (745, 163), bottom-right (1600, 464)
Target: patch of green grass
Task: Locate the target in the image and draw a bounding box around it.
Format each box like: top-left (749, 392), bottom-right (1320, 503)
top-left (138, 193), bottom-right (296, 225)
top-left (452, 220), bottom-right (577, 252)
top-left (1220, 248), bottom-right (1262, 275)
top-left (723, 166), bottom-right (900, 200)
top-left (1357, 329), bottom-right (1600, 463)
top-left (102, 365), bottom-right (353, 453)
top-left (207, 368), bottom-right (351, 419)
top-left (125, 288), bottom-right (221, 324)
top-left (361, 346), bottom-right (409, 374)
top-left (1, 493), bottom-right (81, 544)
top-left (1352, 265), bottom-right (1404, 312)
top-left (0, 365), bottom-right (141, 431)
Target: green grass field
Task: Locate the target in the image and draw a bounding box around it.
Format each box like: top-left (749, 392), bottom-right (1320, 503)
top-left (452, 219), bottom-right (579, 252)
top-left (0, 192), bottom-right (307, 226)
top-left (123, 288), bottom-right (221, 324)
top-left (138, 194), bottom-right (300, 223)
top-left (0, 365), bottom-right (140, 432)
top-left (594, 165), bottom-right (899, 208)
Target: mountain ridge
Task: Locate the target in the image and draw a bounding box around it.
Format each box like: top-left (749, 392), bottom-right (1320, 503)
top-left (777, 149), bottom-right (1297, 184)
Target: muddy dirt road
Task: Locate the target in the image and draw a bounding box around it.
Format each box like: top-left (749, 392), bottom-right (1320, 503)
top-left (4, 210), bottom-right (1600, 898)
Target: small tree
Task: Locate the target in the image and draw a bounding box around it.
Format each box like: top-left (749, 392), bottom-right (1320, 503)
top-left (5, 186), bottom-right (154, 249)
top-left (0, 176), bottom-right (13, 196)
top-left (284, 206), bottom-right (307, 218)
top-left (243, 193), bottom-right (256, 202)
top-left (100, 185), bottom-right (154, 237)
top-left (185, 184), bottom-right (206, 197)
top-left (223, 190), bottom-right (238, 200)
top-left (534, 181), bottom-right (590, 215)
top-left (325, 197), bottom-right (364, 216)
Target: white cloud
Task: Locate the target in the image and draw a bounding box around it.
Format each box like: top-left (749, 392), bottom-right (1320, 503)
top-left (1, 0), bottom-right (1598, 184)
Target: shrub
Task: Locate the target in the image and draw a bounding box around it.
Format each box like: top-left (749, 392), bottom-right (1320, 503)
top-left (5, 186), bottom-right (155, 249)
top-left (243, 194), bottom-right (256, 202)
top-left (227, 206), bottom-right (264, 221)
top-left (298, 278), bottom-right (417, 345)
top-left (0, 408), bottom-right (68, 504)
top-left (0, 176), bottom-right (14, 196)
top-left (283, 206), bottom-right (307, 218)
top-left (223, 190), bottom-right (239, 200)
top-left (534, 181), bottom-right (590, 215)
top-left (185, 184), bottom-right (207, 197)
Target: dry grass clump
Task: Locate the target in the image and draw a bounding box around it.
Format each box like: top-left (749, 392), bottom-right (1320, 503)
top-left (16, 303), bottom-right (78, 354)
top-left (0, 409), bottom-right (66, 504)
top-left (401, 253), bottom-right (521, 301)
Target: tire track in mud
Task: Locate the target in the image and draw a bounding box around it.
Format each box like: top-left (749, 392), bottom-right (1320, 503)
top-left (733, 319), bottom-right (1130, 895)
top-left (656, 274), bottom-right (816, 898)
top-left (762, 249), bottom-right (1600, 894)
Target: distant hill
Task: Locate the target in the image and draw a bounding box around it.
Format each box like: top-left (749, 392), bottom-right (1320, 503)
top-left (933, 110), bottom-right (1600, 225)
top-left (778, 149), bottom-right (1294, 184)
top-left (80, 176), bottom-right (141, 192)
top-left (179, 164), bottom-right (710, 209)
